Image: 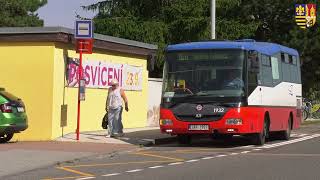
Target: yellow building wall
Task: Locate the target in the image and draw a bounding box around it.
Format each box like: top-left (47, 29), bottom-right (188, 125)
top-left (0, 42), bottom-right (54, 141)
top-left (51, 43), bottom-right (149, 139)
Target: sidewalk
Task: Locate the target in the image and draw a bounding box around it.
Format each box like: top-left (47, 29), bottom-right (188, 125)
top-left (0, 127), bottom-right (176, 178)
top-left (56, 126), bottom-right (176, 146)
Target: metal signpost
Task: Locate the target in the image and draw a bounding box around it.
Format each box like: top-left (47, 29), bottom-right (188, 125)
top-left (75, 20), bottom-right (93, 140)
top-left (211, 0), bottom-right (216, 39)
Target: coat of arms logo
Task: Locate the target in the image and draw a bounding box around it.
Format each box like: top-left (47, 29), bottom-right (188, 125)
top-left (295, 4), bottom-right (317, 29)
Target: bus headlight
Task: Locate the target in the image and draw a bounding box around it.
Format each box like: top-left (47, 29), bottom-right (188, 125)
top-left (160, 119), bottom-right (173, 125)
top-left (226, 118), bottom-right (242, 125)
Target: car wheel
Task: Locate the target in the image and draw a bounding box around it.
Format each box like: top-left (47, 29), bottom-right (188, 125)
top-left (0, 133), bottom-right (14, 143)
top-left (177, 135), bottom-right (191, 145)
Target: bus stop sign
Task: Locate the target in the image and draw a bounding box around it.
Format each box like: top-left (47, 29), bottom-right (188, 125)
top-left (75, 20), bottom-right (93, 39)
top-left (74, 19), bottom-right (94, 141)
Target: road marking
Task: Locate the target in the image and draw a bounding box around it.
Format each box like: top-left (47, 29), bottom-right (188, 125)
top-left (202, 156), bottom-right (215, 160)
top-left (240, 151), bottom-right (251, 154)
top-left (168, 162), bottom-right (184, 165)
top-left (261, 134), bottom-right (320, 149)
top-left (56, 167), bottom-right (94, 177)
top-left (126, 169), bottom-right (144, 173)
top-left (186, 159), bottom-right (200, 163)
top-left (239, 145), bottom-right (254, 148)
top-left (297, 133), bottom-right (308, 137)
top-left (102, 173), bottom-right (121, 177)
top-left (149, 165), bottom-right (164, 169)
top-left (245, 153), bottom-right (320, 157)
top-left (134, 152), bottom-right (184, 161)
top-left (230, 153), bottom-right (239, 155)
top-left (216, 154), bottom-right (227, 157)
top-left (48, 134), bottom-right (320, 180)
top-left (62, 160), bottom-right (172, 168)
top-left (175, 148), bottom-right (213, 153)
top-left (42, 176), bottom-right (86, 180)
top-left (75, 177), bottom-right (95, 180)
top-left (169, 151), bottom-right (222, 154)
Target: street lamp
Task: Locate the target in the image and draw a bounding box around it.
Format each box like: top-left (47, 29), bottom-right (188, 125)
top-left (211, 0), bottom-right (216, 39)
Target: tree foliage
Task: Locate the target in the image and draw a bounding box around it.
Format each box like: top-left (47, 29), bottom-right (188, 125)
top-left (237, 0), bottom-right (320, 98)
top-left (0, 0), bottom-right (47, 27)
top-left (84, 0), bottom-right (258, 76)
top-left (85, 0), bottom-right (320, 99)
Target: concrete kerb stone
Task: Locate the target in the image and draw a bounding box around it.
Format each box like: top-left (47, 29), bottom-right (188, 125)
top-left (135, 136), bottom-right (177, 147)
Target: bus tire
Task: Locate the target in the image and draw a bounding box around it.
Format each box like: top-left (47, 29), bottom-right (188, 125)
top-left (252, 117), bottom-right (268, 146)
top-left (278, 115), bottom-right (292, 140)
top-left (177, 135), bottom-right (191, 144)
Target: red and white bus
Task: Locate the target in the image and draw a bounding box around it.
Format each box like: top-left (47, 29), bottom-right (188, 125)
top-left (160, 40), bottom-right (302, 145)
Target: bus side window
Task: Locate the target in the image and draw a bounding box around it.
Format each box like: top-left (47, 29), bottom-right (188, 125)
top-left (296, 56), bottom-right (302, 83)
top-left (289, 55), bottom-right (299, 83)
top-left (248, 51), bottom-right (259, 73)
top-left (281, 53), bottom-right (291, 83)
top-left (261, 54), bottom-right (273, 87)
top-left (292, 56), bottom-right (297, 65)
top-left (271, 56), bottom-right (281, 86)
top-left (289, 55), bottom-right (293, 64)
top-left (248, 51), bottom-right (260, 95)
top-left (284, 54), bottom-right (289, 63)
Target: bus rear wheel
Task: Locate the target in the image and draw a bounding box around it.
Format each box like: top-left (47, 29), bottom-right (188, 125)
top-left (177, 135), bottom-right (191, 144)
top-left (278, 116), bottom-right (292, 140)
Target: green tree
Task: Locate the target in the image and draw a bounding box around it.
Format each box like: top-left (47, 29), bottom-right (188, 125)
top-left (85, 0), bottom-right (320, 100)
top-left (236, 0), bottom-right (320, 99)
top-left (84, 0), bottom-right (258, 77)
top-left (0, 0), bottom-right (47, 27)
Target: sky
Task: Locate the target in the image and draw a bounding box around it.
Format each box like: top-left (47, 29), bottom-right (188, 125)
top-left (37, 0), bottom-right (102, 28)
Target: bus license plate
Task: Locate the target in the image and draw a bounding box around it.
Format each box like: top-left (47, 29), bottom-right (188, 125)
top-left (188, 125), bottom-right (209, 131)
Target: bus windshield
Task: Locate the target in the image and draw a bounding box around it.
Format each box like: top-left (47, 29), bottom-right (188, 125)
top-left (162, 50), bottom-right (246, 99)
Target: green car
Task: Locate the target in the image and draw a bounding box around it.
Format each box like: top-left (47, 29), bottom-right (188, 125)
top-left (0, 88), bottom-right (28, 143)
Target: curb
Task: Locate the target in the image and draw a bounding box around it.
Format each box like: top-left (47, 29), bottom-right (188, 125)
top-left (138, 136), bottom-right (177, 146)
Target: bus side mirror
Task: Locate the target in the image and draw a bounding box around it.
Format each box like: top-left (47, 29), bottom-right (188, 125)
top-left (147, 54), bottom-right (156, 71)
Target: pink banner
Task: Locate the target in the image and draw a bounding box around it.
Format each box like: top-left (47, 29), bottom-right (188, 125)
top-left (67, 58), bottom-right (143, 90)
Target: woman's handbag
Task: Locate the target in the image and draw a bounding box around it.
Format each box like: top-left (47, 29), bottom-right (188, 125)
top-left (102, 112), bottom-right (108, 129)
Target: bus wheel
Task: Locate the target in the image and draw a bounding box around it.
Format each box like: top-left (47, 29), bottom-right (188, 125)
top-left (252, 118), bottom-right (268, 146)
top-left (177, 135), bottom-right (191, 144)
top-left (278, 115), bottom-right (292, 140)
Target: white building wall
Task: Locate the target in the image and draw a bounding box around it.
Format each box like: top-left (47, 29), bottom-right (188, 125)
top-left (147, 78), bottom-right (163, 127)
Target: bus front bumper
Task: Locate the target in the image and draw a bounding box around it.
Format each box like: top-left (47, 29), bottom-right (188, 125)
top-left (160, 107), bottom-right (263, 135)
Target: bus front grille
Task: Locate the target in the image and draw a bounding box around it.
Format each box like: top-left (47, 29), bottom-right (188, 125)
top-left (175, 114), bottom-right (222, 122)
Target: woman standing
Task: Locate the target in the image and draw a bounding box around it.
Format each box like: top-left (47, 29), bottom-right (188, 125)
top-left (106, 79), bottom-right (129, 137)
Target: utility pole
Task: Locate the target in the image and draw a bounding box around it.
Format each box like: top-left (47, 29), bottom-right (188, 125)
top-left (211, 0), bottom-right (216, 39)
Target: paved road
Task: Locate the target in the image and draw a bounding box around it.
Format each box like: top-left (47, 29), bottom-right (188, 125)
top-left (3, 123), bottom-right (320, 180)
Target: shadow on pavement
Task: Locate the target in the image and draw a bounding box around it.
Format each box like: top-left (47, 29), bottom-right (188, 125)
top-left (112, 130), bottom-right (177, 146)
top-left (155, 135), bottom-right (254, 149)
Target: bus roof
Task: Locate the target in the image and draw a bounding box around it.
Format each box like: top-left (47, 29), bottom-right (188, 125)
top-left (166, 40), bottom-right (299, 56)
